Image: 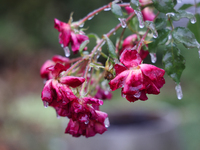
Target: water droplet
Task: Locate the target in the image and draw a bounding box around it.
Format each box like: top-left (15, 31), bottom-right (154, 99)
top-left (122, 93), bottom-right (126, 98)
top-left (61, 44), bottom-right (64, 48)
top-left (84, 120), bottom-right (89, 124)
top-left (198, 50), bottom-right (200, 59)
top-left (104, 7), bottom-right (111, 11)
top-left (88, 67), bottom-right (92, 71)
top-left (177, 0), bottom-right (182, 3)
top-left (134, 10), bottom-right (144, 28)
top-left (166, 13), bottom-right (175, 17)
top-left (96, 13), bottom-right (98, 15)
top-left (113, 32), bottom-right (116, 35)
top-left (56, 112), bottom-right (60, 119)
top-left (104, 117), bottom-right (110, 128)
top-left (88, 15), bottom-right (94, 20)
top-left (43, 79), bottom-right (47, 84)
top-left (190, 16), bottom-right (196, 24)
top-left (118, 18), bottom-right (127, 28)
top-left (63, 47), bottom-right (70, 57)
top-left (134, 92), bottom-right (141, 98)
top-left (175, 83), bottom-right (183, 100)
top-left (43, 101), bottom-right (49, 108)
top-left (150, 53), bottom-right (157, 63)
top-left (145, 21), bottom-right (158, 38)
top-left (165, 34), bottom-right (172, 45)
top-left (79, 22), bottom-right (84, 28)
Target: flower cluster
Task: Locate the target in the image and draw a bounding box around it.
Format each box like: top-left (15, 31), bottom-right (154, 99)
top-left (54, 19), bottom-right (89, 54)
top-left (109, 49), bottom-right (165, 102)
top-left (38, 0), bottom-right (199, 138)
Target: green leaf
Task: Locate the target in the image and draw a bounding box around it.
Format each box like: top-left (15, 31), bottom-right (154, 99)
top-left (104, 35), bottom-right (117, 59)
top-left (187, 14), bottom-right (200, 43)
top-left (172, 27), bottom-right (199, 48)
top-left (171, 10), bottom-right (195, 22)
top-left (179, 4), bottom-right (193, 10)
top-left (79, 40), bottom-right (90, 54)
top-left (197, 2), bottom-right (200, 7)
top-left (87, 33), bottom-right (100, 40)
top-left (154, 13), bottom-right (168, 30)
top-left (111, 2), bottom-right (123, 18)
top-left (162, 43), bottom-right (185, 83)
top-left (130, 0), bottom-right (140, 11)
top-left (89, 62), bottom-right (104, 70)
top-left (148, 29), bottom-right (170, 53)
top-left (152, 0), bottom-right (176, 13)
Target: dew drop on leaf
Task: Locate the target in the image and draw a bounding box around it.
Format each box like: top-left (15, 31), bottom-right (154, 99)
top-left (64, 47), bottom-right (70, 57)
top-left (134, 10), bottom-right (144, 28)
top-left (150, 53), bottom-right (157, 63)
top-left (104, 117), bottom-right (110, 128)
top-left (166, 13), bottom-right (175, 17)
top-left (175, 83), bottom-right (183, 100)
top-left (177, 0), bottom-right (182, 3)
top-left (190, 16), bottom-right (196, 24)
top-left (118, 18), bottom-right (127, 28)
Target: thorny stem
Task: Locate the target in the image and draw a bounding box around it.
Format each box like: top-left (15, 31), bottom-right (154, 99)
top-left (116, 27), bottom-right (126, 55)
top-left (137, 28), bottom-right (149, 53)
top-left (80, 12), bottom-right (136, 96)
top-left (76, 2), bottom-right (153, 26)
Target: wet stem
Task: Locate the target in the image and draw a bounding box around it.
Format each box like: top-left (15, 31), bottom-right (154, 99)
top-left (79, 12), bottom-right (136, 96)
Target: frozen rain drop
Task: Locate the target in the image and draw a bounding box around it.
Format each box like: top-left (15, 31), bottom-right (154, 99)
top-left (198, 50), bottom-right (200, 58)
top-left (166, 13), bottom-right (175, 17)
top-left (88, 15), bottom-right (94, 20)
top-left (64, 47), bottom-right (70, 57)
top-left (134, 10), bottom-right (144, 28)
top-left (79, 22), bottom-right (84, 28)
top-left (175, 84), bottom-right (183, 100)
top-left (104, 117), bottom-right (110, 128)
top-left (118, 18), bottom-right (127, 28)
top-left (150, 53), bottom-right (157, 63)
top-left (43, 101), bottom-right (49, 108)
top-left (190, 17), bottom-right (196, 24)
top-left (177, 0), bottom-right (182, 3)
top-left (134, 92), bottom-right (141, 98)
top-left (104, 7), bottom-right (111, 11)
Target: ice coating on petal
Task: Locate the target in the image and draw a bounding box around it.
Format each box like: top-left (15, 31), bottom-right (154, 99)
top-left (60, 76), bottom-right (85, 88)
top-left (120, 49), bottom-right (142, 68)
top-left (41, 80), bottom-right (53, 103)
top-left (140, 64), bottom-right (165, 81)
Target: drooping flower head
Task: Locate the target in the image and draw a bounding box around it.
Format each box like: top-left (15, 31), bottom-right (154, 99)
top-left (125, 0), bottom-right (155, 22)
top-left (109, 49), bottom-right (165, 102)
top-left (120, 34), bottom-right (149, 60)
top-left (40, 55), bottom-right (70, 80)
top-left (54, 18), bottom-right (89, 54)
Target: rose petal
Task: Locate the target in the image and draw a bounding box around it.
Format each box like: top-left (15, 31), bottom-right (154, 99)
top-left (120, 49), bottom-right (142, 68)
top-left (59, 76), bottom-right (85, 88)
